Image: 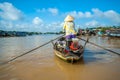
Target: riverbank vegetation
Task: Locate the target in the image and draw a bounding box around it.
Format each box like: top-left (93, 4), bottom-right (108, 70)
top-left (0, 30), bottom-right (64, 37)
top-left (0, 26), bottom-right (119, 37)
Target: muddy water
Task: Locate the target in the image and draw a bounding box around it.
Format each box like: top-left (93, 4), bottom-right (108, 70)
top-left (0, 35), bottom-right (120, 80)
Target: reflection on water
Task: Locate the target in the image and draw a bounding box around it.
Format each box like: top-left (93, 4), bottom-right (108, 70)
top-left (0, 35), bottom-right (120, 80)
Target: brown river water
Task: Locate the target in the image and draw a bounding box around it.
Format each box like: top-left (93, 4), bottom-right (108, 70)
top-left (0, 35), bottom-right (120, 80)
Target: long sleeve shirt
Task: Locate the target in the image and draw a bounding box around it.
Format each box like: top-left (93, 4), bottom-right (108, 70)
top-left (63, 21), bottom-right (76, 36)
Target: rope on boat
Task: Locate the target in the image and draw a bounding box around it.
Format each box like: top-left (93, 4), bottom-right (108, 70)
top-left (77, 36), bottom-right (120, 56)
top-left (0, 35), bottom-right (64, 65)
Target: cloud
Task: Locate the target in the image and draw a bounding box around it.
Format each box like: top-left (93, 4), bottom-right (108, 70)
top-left (67, 8), bottom-right (120, 22)
top-left (77, 12), bottom-right (84, 18)
top-left (0, 20), bottom-right (13, 29)
top-left (48, 8), bottom-right (58, 15)
top-left (66, 11), bottom-right (92, 18)
top-left (0, 2), bottom-right (27, 31)
top-left (32, 17), bottom-right (62, 32)
top-left (0, 2), bottom-right (61, 32)
top-left (92, 8), bottom-right (120, 24)
top-left (85, 20), bottom-right (99, 27)
top-left (0, 2), bottom-right (120, 32)
top-left (36, 8), bottom-right (120, 30)
top-left (36, 8), bottom-right (58, 15)
top-left (45, 22), bottom-right (62, 32)
top-left (32, 17), bottom-right (43, 25)
top-left (36, 8), bottom-right (46, 12)
top-left (104, 10), bottom-right (120, 24)
top-left (65, 8), bottom-right (120, 26)
top-left (0, 2), bottom-right (24, 21)
top-left (85, 12), bottom-right (92, 18)
top-left (92, 8), bottom-right (104, 17)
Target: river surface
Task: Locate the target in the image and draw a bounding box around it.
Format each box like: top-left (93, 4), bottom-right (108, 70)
top-left (0, 35), bottom-right (120, 80)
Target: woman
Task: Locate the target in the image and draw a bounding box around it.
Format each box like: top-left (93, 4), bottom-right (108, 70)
top-left (63, 15), bottom-right (77, 50)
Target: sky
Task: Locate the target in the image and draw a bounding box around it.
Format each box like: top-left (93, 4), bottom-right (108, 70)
top-left (0, 0), bottom-right (120, 32)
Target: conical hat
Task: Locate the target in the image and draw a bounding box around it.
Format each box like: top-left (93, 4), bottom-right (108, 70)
top-left (64, 15), bottom-right (74, 22)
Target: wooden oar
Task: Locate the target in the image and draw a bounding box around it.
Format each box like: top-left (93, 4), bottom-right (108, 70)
top-left (77, 36), bottom-right (120, 56)
top-left (0, 34), bottom-right (64, 65)
top-left (80, 36), bottom-right (90, 54)
top-left (83, 36), bottom-right (89, 49)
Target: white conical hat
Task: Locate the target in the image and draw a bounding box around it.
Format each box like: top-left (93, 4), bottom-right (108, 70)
top-left (64, 15), bottom-right (74, 22)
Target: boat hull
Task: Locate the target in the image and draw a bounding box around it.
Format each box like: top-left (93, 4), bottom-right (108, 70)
top-left (54, 49), bottom-right (83, 63)
top-left (52, 37), bottom-right (85, 63)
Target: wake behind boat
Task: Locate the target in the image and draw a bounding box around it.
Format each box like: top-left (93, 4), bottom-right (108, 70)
top-left (53, 37), bottom-right (85, 63)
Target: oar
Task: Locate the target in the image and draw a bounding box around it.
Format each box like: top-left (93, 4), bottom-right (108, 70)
top-left (77, 36), bottom-right (120, 56)
top-left (83, 36), bottom-right (89, 49)
top-left (80, 36), bottom-right (90, 54)
top-left (0, 34), bottom-right (64, 65)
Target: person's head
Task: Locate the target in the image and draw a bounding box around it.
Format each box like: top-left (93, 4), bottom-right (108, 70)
top-left (64, 15), bottom-right (74, 22)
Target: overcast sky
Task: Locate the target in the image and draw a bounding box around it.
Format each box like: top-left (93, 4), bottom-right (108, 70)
top-left (0, 0), bottom-right (120, 32)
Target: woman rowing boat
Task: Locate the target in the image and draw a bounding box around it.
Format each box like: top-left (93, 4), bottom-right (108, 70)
top-left (63, 15), bottom-right (78, 51)
top-left (53, 15), bottom-right (84, 63)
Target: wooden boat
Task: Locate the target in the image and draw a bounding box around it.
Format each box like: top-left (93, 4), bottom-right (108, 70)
top-left (53, 37), bottom-right (85, 63)
top-left (106, 29), bottom-right (120, 37)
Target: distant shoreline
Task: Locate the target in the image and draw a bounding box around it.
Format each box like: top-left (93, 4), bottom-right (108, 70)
top-left (0, 30), bottom-right (63, 37)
